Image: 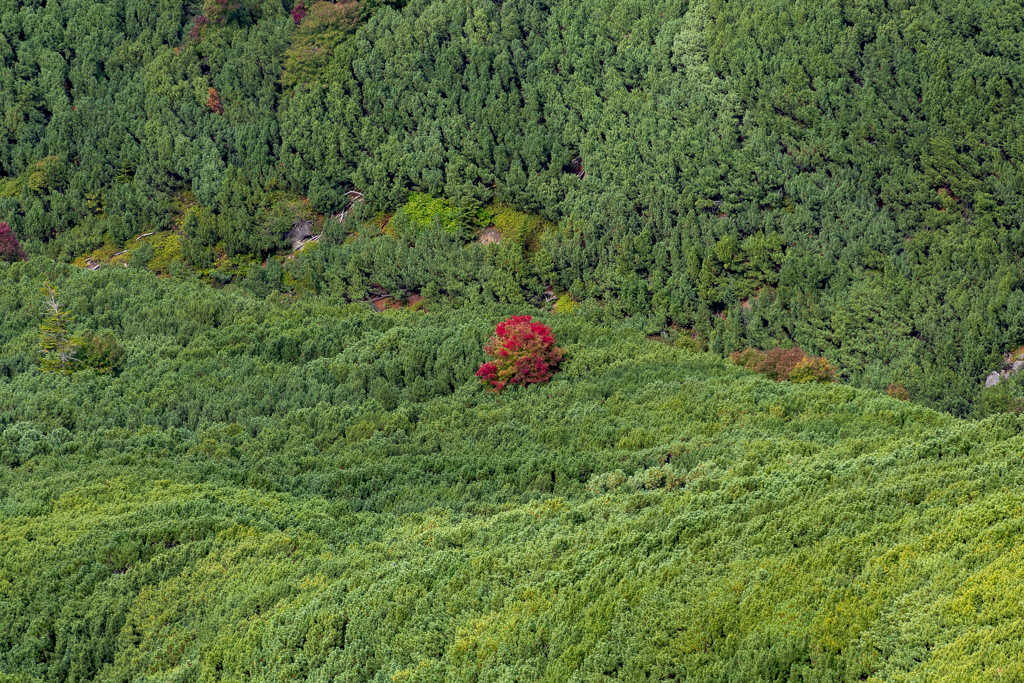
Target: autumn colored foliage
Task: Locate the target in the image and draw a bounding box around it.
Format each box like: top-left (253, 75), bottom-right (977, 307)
top-left (291, 0), bottom-right (306, 25)
top-left (731, 346), bottom-right (834, 383)
top-left (476, 316), bottom-right (563, 392)
top-left (207, 88), bottom-right (223, 115)
top-left (886, 383), bottom-right (910, 401)
top-left (0, 222), bottom-right (26, 263)
top-left (188, 14), bottom-right (208, 40)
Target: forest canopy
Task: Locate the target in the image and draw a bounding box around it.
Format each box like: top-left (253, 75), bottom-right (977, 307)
top-left (5, 0), bottom-right (1024, 677)
top-left (3, 0), bottom-right (1024, 413)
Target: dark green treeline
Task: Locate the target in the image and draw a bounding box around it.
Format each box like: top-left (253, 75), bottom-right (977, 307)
top-left (3, 0), bottom-right (1024, 413)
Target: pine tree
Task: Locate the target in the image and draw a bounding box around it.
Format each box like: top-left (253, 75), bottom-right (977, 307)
top-left (39, 283), bottom-right (81, 374)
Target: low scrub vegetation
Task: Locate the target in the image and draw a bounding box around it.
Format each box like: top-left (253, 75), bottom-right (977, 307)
top-left (1, 261), bottom-right (1022, 681)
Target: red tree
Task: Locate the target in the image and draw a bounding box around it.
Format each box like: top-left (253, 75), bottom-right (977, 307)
top-left (0, 222), bottom-right (26, 263)
top-left (291, 0), bottom-right (306, 25)
top-left (754, 346), bottom-right (807, 381)
top-left (189, 14), bottom-right (209, 40)
top-left (476, 316), bottom-right (564, 393)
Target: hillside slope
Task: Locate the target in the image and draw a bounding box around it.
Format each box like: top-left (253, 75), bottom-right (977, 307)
top-left (2, 262), bottom-right (1024, 681)
top-left (4, 0), bottom-right (1024, 413)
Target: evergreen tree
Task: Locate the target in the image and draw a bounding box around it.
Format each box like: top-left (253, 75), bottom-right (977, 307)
top-left (38, 283), bottom-right (80, 374)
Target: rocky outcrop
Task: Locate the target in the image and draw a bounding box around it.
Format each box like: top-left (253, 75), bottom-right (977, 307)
top-left (287, 221), bottom-right (314, 250)
top-left (984, 352), bottom-right (1024, 387)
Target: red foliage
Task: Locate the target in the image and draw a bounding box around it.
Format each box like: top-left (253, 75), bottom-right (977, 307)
top-left (0, 222), bottom-right (26, 263)
top-left (291, 0), bottom-right (306, 25)
top-left (207, 87), bottom-right (224, 115)
top-left (754, 346), bottom-right (807, 381)
top-left (476, 315), bottom-right (563, 393)
top-left (189, 14), bottom-right (209, 40)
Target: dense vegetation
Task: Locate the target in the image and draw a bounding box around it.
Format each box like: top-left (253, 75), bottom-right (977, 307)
top-left (4, 0), bottom-right (1024, 677)
top-left (3, 261), bottom-right (1024, 681)
top-left (3, 0), bottom-right (1024, 413)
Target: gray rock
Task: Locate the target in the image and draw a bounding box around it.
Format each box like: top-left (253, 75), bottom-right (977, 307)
top-left (287, 221), bottom-right (314, 249)
top-left (1012, 360), bottom-right (1024, 373)
top-left (986, 372), bottom-right (1002, 387)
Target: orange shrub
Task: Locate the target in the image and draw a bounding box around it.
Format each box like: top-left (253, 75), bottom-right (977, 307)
top-left (755, 346), bottom-right (807, 381)
top-left (731, 346), bottom-right (835, 383)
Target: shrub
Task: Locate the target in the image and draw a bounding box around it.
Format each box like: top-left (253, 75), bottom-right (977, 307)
top-left (553, 294), bottom-right (578, 315)
top-left (398, 193), bottom-right (479, 236)
top-left (976, 382), bottom-right (1024, 417)
top-left (586, 469), bottom-right (627, 493)
top-left (730, 347), bottom-right (767, 370)
top-left (129, 242), bottom-right (155, 270)
top-left (291, 0), bottom-right (306, 24)
top-left (732, 346), bottom-right (834, 383)
top-left (188, 14), bottom-right (209, 40)
top-left (626, 464), bottom-right (685, 491)
top-left (476, 315), bottom-right (563, 392)
top-left (755, 346), bottom-right (806, 381)
top-left (788, 355), bottom-right (836, 384)
top-left (77, 330), bottom-right (127, 375)
top-left (207, 87), bottom-right (223, 115)
top-left (886, 383), bottom-right (910, 401)
top-left (0, 222), bottom-right (26, 263)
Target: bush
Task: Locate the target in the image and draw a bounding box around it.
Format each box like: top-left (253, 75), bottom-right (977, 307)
top-left (0, 222), bottom-right (26, 263)
top-left (755, 347), bottom-right (807, 381)
top-left (129, 242), bottom-right (155, 270)
top-left (789, 355), bottom-right (836, 384)
top-left (476, 315), bottom-right (564, 392)
top-left (730, 347), bottom-right (767, 370)
top-left (587, 469), bottom-right (627, 493)
top-left (398, 193), bottom-right (477, 236)
top-left (77, 330), bottom-right (127, 375)
top-left (732, 346), bottom-right (834, 383)
top-left (886, 383), bottom-right (910, 401)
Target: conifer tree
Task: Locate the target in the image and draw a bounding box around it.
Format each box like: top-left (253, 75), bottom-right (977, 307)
top-left (39, 283), bottom-right (80, 374)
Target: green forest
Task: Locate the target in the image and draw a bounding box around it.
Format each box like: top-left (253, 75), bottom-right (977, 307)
top-left (3, 260), bottom-right (1024, 682)
top-left (1, 0), bottom-right (1023, 413)
top-left (3, 0), bottom-right (1024, 679)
